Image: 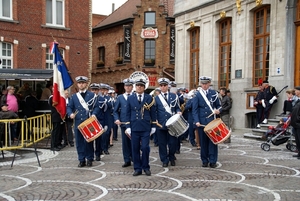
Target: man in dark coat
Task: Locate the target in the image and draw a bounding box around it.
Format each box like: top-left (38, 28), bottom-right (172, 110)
top-left (290, 86), bottom-right (300, 159)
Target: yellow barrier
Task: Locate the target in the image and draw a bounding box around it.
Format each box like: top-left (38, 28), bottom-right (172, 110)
top-left (0, 114), bottom-right (52, 151)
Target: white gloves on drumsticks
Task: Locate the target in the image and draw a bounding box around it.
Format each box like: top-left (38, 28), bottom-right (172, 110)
top-left (104, 125), bottom-right (108, 132)
top-left (150, 127), bottom-right (156, 136)
top-left (261, 99), bottom-right (266, 108)
top-left (269, 96), bottom-right (277, 104)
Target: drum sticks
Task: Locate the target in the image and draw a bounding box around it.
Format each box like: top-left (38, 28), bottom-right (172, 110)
top-left (206, 107), bottom-right (222, 118)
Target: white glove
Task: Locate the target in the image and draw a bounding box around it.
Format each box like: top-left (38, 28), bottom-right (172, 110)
top-left (150, 127), bottom-right (156, 135)
top-left (262, 99), bottom-right (266, 108)
top-left (125, 128), bottom-right (131, 139)
top-left (269, 96), bottom-right (277, 104)
top-left (104, 125), bottom-right (108, 132)
top-left (125, 128), bottom-right (131, 135)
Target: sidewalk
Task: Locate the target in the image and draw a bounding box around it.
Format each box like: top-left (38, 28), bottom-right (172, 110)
top-left (0, 130), bottom-right (299, 201)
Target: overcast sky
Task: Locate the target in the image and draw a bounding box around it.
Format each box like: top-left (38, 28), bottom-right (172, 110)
top-left (92, 0), bottom-right (128, 15)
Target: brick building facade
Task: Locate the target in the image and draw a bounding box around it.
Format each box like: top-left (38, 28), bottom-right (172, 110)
top-left (92, 0), bottom-right (175, 94)
top-left (0, 0), bottom-right (91, 92)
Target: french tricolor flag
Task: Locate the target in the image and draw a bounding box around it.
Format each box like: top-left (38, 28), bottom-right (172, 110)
top-left (50, 42), bottom-right (73, 119)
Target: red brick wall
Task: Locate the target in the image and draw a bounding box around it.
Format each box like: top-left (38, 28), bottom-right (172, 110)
top-left (0, 0), bottom-right (91, 82)
top-left (92, 0), bottom-right (175, 90)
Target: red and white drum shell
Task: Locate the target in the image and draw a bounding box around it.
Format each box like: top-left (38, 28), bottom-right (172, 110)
top-left (78, 116), bottom-right (104, 142)
top-left (204, 118), bottom-right (231, 144)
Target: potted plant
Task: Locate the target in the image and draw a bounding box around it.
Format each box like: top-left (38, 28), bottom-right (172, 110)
top-left (97, 60), bottom-right (104, 67)
top-left (114, 57), bottom-right (123, 64)
top-left (144, 59), bottom-right (155, 66)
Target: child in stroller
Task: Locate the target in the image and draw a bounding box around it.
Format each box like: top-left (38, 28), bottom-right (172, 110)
top-left (261, 116), bottom-right (297, 151)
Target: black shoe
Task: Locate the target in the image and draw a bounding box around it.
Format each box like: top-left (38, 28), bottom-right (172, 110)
top-left (104, 150), bottom-right (110, 155)
top-left (87, 160), bottom-right (93, 167)
top-left (202, 163), bottom-right (208, 167)
top-left (191, 143), bottom-right (197, 147)
top-left (133, 171), bottom-right (142, 176)
top-left (100, 151), bottom-right (103, 155)
top-left (122, 162), bottom-right (131, 167)
top-left (57, 145), bottom-right (63, 149)
top-left (162, 163), bottom-right (168, 167)
top-left (175, 150), bottom-right (180, 154)
top-left (69, 142), bottom-right (74, 147)
top-left (210, 163), bottom-right (217, 168)
top-left (50, 147), bottom-right (60, 151)
top-left (154, 143), bottom-right (158, 147)
top-left (95, 156), bottom-right (101, 161)
top-left (113, 138), bottom-right (118, 141)
top-left (170, 160), bottom-right (175, 166)
top-left (144, 170), bottom-right (151, 176)
top-left (78, 161), bottom-right (86, 167)
top-left (292, 154), bottom-right (300, 157)
top-left (110, 144), bottom-right (113, 147)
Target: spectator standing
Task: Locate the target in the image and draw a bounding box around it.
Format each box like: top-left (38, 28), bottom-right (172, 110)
top-left (219, 88), bottom-right (232, 143)
top-left (254, 80), bottom-right (264, 128)
top-left (261, 80), bottom-right (278, 124)
top-left (62, 90), bottom-right (74, 147)
top-left (17, 83), bottom-right (32, 101)
top-left (22, 91), bottom-right (39, 118)
top-left (280, 89), bottom-right (295, 116)
top-left (40, 83), bottom-right (53, 100)
top-left (290, 86), bottom-right (300, 159)
top-left (1, 86), bottom-right (19, 141)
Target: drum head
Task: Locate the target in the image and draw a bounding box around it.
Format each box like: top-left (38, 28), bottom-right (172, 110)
top-left (204, 118), bottom-right (221, 132)
top-left (165, 114), bottom-right (180, 126)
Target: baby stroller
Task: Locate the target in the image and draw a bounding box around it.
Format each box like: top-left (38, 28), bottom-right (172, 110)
top-left (261, 116), bottom-right (297, 152)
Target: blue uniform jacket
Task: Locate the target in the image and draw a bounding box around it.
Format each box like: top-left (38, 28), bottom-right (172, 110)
top-left (95, 95), bottom-right (106, 126)
top-left (113, 94), bottom-right (129, 128)
top-left (155, 93), bottom-right (181, 130)
top-left (192, 89), bottom-right (221, 125)
top-left (67, 91), bottom-right (99, 123)
top-left (125, 93), bottom-right (156, 132)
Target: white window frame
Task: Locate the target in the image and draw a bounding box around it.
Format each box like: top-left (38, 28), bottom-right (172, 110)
top-left (46, 47), bottom-right (64, 70)
top-left (0, 0), bottom-right (12, 19)
top-left (0, 42), bottom-right (13, 69)
top-left (46, 0), bottom-right (65, 27)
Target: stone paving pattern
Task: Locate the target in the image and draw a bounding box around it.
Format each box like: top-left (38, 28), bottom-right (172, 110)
top-left (0, 129), bottom-right (300, 201)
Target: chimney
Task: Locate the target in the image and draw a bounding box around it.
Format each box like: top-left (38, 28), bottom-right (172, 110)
top-left (112, 3), bottom-right (115, 13)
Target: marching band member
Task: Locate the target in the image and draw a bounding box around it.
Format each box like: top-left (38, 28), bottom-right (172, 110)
top-left (192, 76), bottom-right (221, 168)
top-left (114, 78), bottom-right (134, 168)
top-left (89, 83), bottom-right (107, 161)
top-left (67, 76), bottom-right (99, 167)
top-left (155, 78), bottom-right (181, 167)
top-left (108, 88), bottom-right (117, 147)
top-left (99, 83), bottom-right (112, 155)
top-left (124, 78), bottom-right (156, 176)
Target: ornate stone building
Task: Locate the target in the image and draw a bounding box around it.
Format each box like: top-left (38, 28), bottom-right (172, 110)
top-left (174, 0), bottom-right (298, 128)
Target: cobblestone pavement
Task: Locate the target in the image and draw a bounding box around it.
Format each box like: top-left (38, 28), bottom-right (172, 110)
top-left (0, 129), bottom-right (300, 201)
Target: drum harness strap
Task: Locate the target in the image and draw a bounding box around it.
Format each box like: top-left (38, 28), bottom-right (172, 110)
top-left (76, 93), bottom-right (97, 116)
top-left (158, 94), bottom-right (172, 115)
top-left (199, 89), bottom-right (215, 116)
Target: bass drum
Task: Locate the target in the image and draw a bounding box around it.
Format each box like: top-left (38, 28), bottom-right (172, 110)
top-left (129, 71), bottom-right (149, 91)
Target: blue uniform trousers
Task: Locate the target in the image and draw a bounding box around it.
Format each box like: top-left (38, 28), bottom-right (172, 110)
top-left (74, 127), bottom-right (94, 162)
top-left (197, 127), bottom-right (218, 164)
top-left (188, 121), bottom-right (196, 146)
top-left (121, 126), bottom-right (132, 163)
top-left (157, 129), bottom-right (177, 163)
top-left (131, 131), bottom-right (150, 172)
top-left (95, 135), bottom-right (103, 156)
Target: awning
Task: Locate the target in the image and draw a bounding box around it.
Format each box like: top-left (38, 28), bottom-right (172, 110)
top-left (0, 69), bottom-right (53, 80)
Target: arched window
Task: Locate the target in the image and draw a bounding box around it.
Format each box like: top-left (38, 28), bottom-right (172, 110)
top-left (218, 18), bottom-right (232, 89)
top-left (253, 6), bottom-right (270, 86)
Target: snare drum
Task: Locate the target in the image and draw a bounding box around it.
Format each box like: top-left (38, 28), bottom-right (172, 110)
top-left (78, 116), bottom-right (104, 142)
top-left (165, 114), bottom-right (189, 137)
top-left (204, 118), bottom-right (230, 144)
